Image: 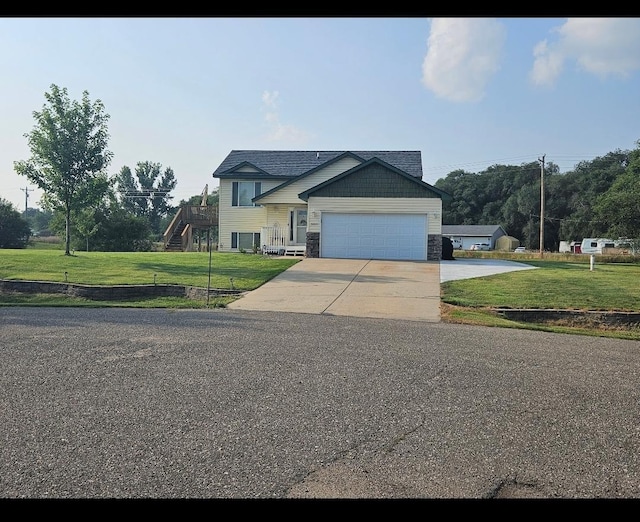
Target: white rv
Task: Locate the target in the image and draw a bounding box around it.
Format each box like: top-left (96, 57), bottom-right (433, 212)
top-left (580, 238), bottom-right (615, 254)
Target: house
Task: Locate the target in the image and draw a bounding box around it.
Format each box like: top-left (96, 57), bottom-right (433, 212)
top-left (212, 150), bottom-right (451, 261)
top-left (441, 224), bottom-right (508, 251)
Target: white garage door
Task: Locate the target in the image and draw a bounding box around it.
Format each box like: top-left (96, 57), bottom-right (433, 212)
top-left (321, 213), bottom-right (428, 260)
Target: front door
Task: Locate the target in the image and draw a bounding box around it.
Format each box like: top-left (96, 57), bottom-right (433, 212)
top-left (290, 209), bottom-right (307, 244)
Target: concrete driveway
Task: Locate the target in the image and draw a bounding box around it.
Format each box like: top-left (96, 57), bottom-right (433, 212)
top-left (227, 257), bottom-right (537, 322)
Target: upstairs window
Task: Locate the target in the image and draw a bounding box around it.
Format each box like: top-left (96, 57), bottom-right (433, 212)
top-left (232, 182), bottom-right (262, 207)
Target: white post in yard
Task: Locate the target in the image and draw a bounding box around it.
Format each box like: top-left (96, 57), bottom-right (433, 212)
top-left (590, 254), bottom-right (595, 271)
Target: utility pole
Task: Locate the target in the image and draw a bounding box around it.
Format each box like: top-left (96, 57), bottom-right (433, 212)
top-left (20, 186), bottom-right (33, 214)
top-left (538, 154), bottom-right (545, 258)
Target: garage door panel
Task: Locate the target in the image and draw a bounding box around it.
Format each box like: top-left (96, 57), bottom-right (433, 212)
top-left (321, 213), bottom-right (427, 261)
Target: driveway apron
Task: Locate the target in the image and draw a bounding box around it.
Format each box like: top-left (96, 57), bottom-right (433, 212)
top-left (226, 258), bottom-right (442, 322)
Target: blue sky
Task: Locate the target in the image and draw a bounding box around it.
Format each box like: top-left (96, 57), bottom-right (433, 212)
top-left (2, 17), bottom-right (640, 211)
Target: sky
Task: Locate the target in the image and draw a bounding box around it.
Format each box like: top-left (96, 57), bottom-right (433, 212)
top-left (2, 17), bottom-right (640, 212)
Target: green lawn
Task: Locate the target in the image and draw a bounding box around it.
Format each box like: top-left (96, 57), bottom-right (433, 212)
top-left (1, 248), bottom-right (299, 289)
top-left (442, 260), bottom-right (640, 311)
top-left (2, 244), bottom-right (640, 340)
top-left (441, 255), bottom-right (640, 341)
top-left (0, 247), bottom-right (300, 308)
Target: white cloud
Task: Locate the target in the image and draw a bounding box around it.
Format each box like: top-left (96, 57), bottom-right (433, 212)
top-left (261, 90), bottom-right (279, 108)
top-left (530, 18), bottom-right (640, 87)
top-left (530, 39), bottom-right (565, 87)
top-left (261, 90), bottom-right (311, 143)
top-left (421, 18), bottom-right (506, 103)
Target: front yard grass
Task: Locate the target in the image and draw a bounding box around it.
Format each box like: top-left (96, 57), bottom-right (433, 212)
top-left (441, 258), bottom-right (640, 341)
top-left (0, 248), bottom-right (300, 308)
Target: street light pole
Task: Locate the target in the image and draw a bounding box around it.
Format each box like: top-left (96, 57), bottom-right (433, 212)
top-left (538, 154), bottom-right (545, 258)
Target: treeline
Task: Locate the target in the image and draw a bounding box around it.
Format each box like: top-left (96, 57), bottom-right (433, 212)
top-left (1, 187), bottom-right (218, 252)
top-left (434, 141), bottom-right (640, 250)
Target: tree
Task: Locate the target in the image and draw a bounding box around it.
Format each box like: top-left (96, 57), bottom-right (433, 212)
top-left (594, 143), bottom-right (640, 240)
top-left (0, 198), bottom-right (31, 248)
top-left (75, 208), bottom-right (100, 252)
top-left (90, 201), bottom-right (152, 252)
top-left (14, 84), bottom-right (113, 255)
top-left (23, 207), bottom-right (55, 237)
top-left (115, 161), bottom-right (177, 239)
top-left (178, 187), bottom-right (219, 208)
top-left (48, 190), bottom-right (154, 253)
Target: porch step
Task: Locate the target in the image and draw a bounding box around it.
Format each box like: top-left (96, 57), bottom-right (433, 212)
top-left (263, 245), bottom-right (285, 255)
top-left (284, 246), bottom-right (306, 256)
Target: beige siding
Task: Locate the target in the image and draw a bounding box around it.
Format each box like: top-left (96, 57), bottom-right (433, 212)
top-left (217, 178), bottom-right (283, 251)
top-left (256, 156), bottom-right (361, 204)
top-left (307, 197), bottom-right (443, 234)
top-left (265, 206), bottom-right (290, 227)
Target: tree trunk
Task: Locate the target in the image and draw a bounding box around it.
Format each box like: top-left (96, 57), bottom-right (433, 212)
top-left (65, 207), bottom-right (71, 255)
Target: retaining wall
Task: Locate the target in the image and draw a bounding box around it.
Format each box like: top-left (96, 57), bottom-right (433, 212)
top-left (0, 279), bottom-right (243, 301)
top-left (494, 308), bottom-right (640, 329)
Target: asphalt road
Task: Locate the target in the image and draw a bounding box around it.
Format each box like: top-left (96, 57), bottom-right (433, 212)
top-left (1, 307), bottom-right (640, 499)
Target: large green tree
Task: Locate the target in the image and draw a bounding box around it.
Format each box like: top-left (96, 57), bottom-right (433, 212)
top-left (115, 161), bottom-right (177, 239)
top-left (594, 143), bottom-right (640, 240)
top-left (14, 84), bottom-right (113, 255)
top-left (0, 198), bottom-right (31, 248)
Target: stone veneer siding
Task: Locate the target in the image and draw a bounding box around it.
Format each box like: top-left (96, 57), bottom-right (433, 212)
top-left (428, 234), bottom-right (442, 261)
top-left (306, 232), bottom-right (320, 258)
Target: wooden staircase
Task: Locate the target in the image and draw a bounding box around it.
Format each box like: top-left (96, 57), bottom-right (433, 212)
top-left (164, 221), bottom-right (187, 252)
top-left (163, 205), bottom-right (218, 252)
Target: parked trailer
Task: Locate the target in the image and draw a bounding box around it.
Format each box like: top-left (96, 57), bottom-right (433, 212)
top-left (580, 238), bottom-right (615, 254)
top-left (559, 241), bottom-right (571, 253)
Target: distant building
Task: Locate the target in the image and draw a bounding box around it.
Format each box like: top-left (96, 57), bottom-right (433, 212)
top-left (442, 225), bottom-right (508, 251)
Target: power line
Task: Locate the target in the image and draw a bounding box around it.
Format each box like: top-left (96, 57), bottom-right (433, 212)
top-left (118, 189), bottom-right (174, 199)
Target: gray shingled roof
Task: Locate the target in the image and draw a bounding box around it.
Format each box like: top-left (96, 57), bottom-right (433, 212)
top-left (212, 150), bottom-right (423, 179)
top-left (442, 225), bottom-right (506, 236)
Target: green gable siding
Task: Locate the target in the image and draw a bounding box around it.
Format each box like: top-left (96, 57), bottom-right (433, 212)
top-left (308, 163), bottom-right (439, 198)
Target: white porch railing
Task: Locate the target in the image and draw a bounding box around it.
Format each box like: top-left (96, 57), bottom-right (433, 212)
top-left (261, 225), bottom-right (290, 254)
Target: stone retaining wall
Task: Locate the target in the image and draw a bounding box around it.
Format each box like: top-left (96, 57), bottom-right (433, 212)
top-left (494, 308), bottom-right (640, 328)
top-left (0, 279), bottom-right (243, 301)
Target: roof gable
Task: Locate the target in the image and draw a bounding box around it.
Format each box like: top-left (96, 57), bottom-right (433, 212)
top-left (212, 160), bottom-right (287, 180)
top-left (298, 158), bottom-right (451, 201)
top-left (253, 152), bottom-right (364, 202)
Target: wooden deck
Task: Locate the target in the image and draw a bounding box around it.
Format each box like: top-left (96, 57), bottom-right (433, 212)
top-left (163, 205), bottom-right (218, 252)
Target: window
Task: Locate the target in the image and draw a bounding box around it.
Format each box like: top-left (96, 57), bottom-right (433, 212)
top-left (231, 232), bottom-right (260, 250)
top-left (232, 182), bottom-right (262, 207)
